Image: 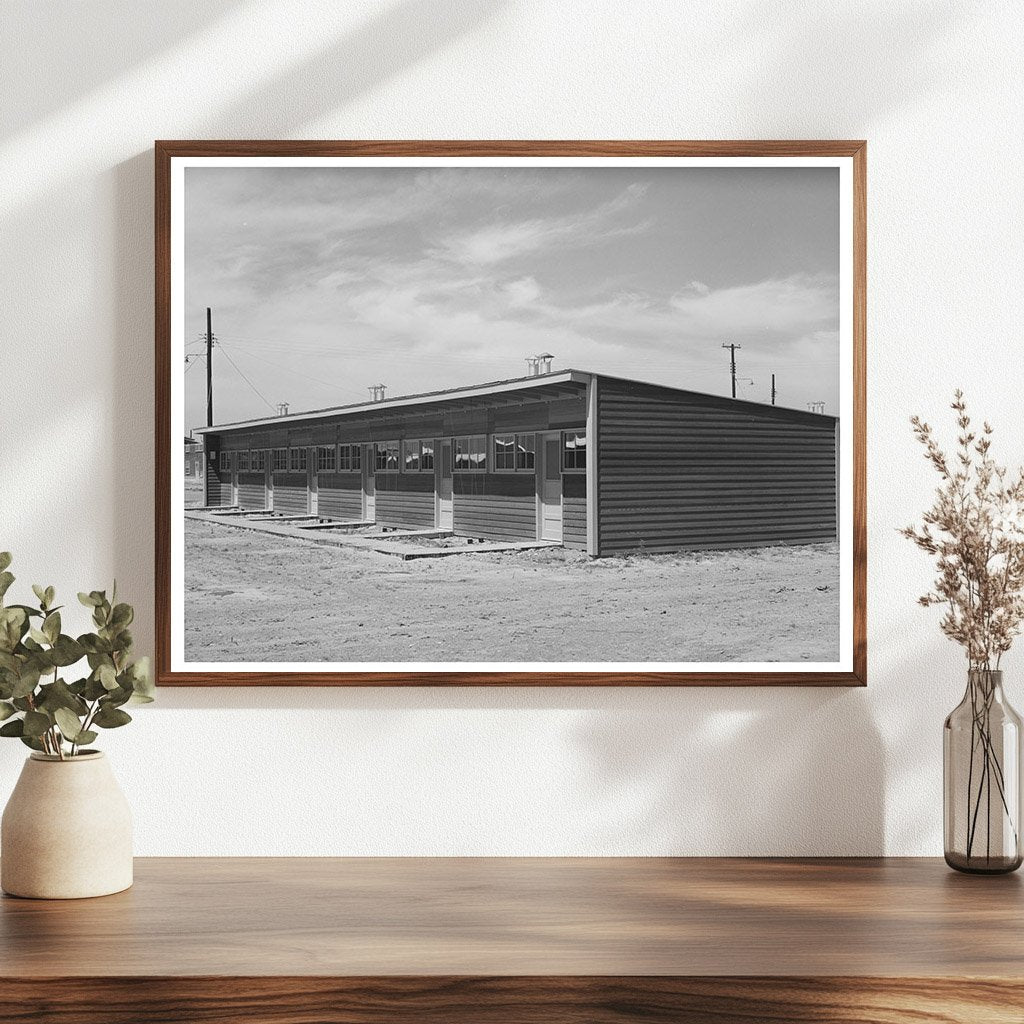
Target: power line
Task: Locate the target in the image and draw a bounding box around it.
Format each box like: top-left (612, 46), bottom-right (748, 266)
top-left (216, 343), bottom-right (277, 413)
top-left (220, 345), bottom-right (368, 401)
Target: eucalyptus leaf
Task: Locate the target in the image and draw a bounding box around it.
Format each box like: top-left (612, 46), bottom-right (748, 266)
top-left (54, 707), bottom-right (85, 741)
top-left (37, 679), bottom-right (88, 716)
top-left (22, 711), bottom-right (51, 738)
top-left (11, 666), bottom-right (41, 699)
top-left (83, 675), bottom-right (108, 701)
top-left (31, 584), bottom-right (47, 608)
top-left (0, 572), bottom-right (14, 601)
top-left (0, 552), bottom-right (11, 573)
top-left (28, 627), bottom-right (49, 646)
top-left (0, 719), bottom-right (24, 737)
top-left (19, 735), bottom-right (45, 752)
top-left (127, 656), bottom-right (154, 702)
top-left (49, 635), bottom-right (85, 667)
top-left (7, 604), bottom-right (43, 619)
top-left (93, 705), bottom-right (132, 729)
top-left (104, 685), bottom-right (132, 708)
top-left (0, 607), bottom-right (27, 651)
top-left (42, 611), bottom-right (60, 644)
top-left (0, 701), bottom-right (16, 721)
top-left (75, 730), bottom-right (97, 746)
top-left (77, 592), bottom-right (100, 608)
top-left (110, 603), bottom-right (133, 629)
top-left (98, 663), bottom-right (118, 690)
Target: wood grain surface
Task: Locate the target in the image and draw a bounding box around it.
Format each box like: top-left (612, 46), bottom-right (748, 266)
top-left (1, 857), bottom-right (1020, 1022)
top-left (0, 976), bottom-right (1022, 1024)
top-left (155, 139), bottom-right (867, 687)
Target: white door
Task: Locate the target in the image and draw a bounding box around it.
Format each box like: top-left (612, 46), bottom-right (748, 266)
top-left (266, 460), bottom-right (274, 511)
top-left (539, 433), bottom-right (563, 542)
top-left (308, 455), bottom-right (318, 515)
top-left (438, 440), bottom-right (453, 530)
top-left (362, 445), bottom-right (375, 522)
top-left (230, 455), bottom-right (238, 507)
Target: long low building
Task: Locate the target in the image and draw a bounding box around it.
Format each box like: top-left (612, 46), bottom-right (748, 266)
top-left (193, 369), bottom-right (838, 557)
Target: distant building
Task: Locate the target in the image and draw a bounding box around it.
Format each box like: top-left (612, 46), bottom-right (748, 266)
top-left (194, 369), bottom-right (837, 556)
top-left (184, 436), bottom-right (204, 480)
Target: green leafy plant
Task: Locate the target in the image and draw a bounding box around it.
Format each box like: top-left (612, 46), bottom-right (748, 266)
top-left (0, 552), bottom-right (153, 759)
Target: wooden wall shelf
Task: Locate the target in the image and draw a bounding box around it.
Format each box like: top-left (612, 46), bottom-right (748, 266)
top-left (2, 857), bottom-right (1021, 1022)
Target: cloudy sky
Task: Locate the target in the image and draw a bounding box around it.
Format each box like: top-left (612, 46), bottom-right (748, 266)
top-left (184, 164), bottom-right (839, 429)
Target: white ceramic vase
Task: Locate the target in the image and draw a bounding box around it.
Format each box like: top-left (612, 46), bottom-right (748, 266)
top-left (1, 751), bottom-right (133, 899)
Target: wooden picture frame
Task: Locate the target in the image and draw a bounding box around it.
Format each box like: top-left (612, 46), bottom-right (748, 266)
top-left (156, 140), bottom-right (866, 686)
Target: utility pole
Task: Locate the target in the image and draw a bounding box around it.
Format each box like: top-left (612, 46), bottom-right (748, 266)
top-left (771, 373), bottom-right (776, 406)
top-left (205, 307), bottom-right (214, 427)
top-left (721, 343), bottom-right (741, 398)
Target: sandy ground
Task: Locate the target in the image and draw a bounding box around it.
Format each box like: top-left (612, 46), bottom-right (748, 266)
top-left (184, 479), bottom-right (205, 508)
top-left (184, 519), bottom-right (840, 664)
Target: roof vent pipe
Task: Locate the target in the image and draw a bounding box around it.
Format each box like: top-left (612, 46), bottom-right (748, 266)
top-left (537, 353), bottom-right (554, 374)
top-left (368, 384), bottom-right (387, 402)
top-left (525, 356), bottom-right (539, 377)
top-left (276, 402), bottom-right (290, 416)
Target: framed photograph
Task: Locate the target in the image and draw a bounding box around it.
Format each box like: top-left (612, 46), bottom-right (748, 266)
top-left (155, 141), bottom-right (865, 686)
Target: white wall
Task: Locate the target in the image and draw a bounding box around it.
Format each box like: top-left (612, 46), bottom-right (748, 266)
top-left (1, 0), bottom-right (1022, 855)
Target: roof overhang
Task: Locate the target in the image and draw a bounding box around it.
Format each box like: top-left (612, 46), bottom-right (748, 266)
top-left (195, 370), bottom-right (592, 435)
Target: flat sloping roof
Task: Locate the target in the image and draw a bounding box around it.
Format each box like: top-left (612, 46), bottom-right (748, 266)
top-left (195, 368), bottom-right (836, 434)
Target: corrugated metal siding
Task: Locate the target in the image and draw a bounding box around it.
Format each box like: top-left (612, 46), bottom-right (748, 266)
top-left (318, 474), bottom-right (363, 520)
top-left (562, 474), bottom-right (587, 549)
top-left (375, 472), bottom-right (434, 528)
top-left (209, 481), bottom-right (232, 505)
top-left (204, 456), bottom-right (229, 505)
top-left (237, 477), bottom-right (266, 509)
top-left (273, 475), bottom-right (308, 514)
top-left (453, 473), bottom-right (536, 541)
top-left (597, 379), bottom-right (837, 554)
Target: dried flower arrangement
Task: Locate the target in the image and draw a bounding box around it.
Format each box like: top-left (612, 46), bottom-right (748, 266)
top-left (902, 391), bottom-right (1024, 668)
top-left (903, 390), bottom-right (1024, 869)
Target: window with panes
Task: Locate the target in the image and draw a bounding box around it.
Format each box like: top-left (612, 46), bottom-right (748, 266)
top-left (375, 441), bottom-right (399, 472)
top-left (339, 444), bottom-right (361, 472)
top-left (454, 435), bottom-right (487, 471)
top-left (404, 439), bottom-right (435, 473)
top-left (316, 445), bottom-right (336, 472)
top-left (562, 431), bottom-right (586, 471)
top-left (493, 433), bottom-right (535, 471)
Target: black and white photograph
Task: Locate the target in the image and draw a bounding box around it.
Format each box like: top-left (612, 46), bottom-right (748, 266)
top-left (161, 146), bottom-right (861, 683)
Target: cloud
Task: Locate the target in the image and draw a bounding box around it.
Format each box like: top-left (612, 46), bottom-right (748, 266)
top-left (433, 182), bottom-right (650, 266)
top-left (679, 279), bottom-right (710, 296)
top-left (668, 273), bottom-right (838, 336)
top-left (503, 276), bottom-right (542, 306)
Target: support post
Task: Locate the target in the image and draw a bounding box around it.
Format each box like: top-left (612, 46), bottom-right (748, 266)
top-left (585, 375), bottom-right (599, 558)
